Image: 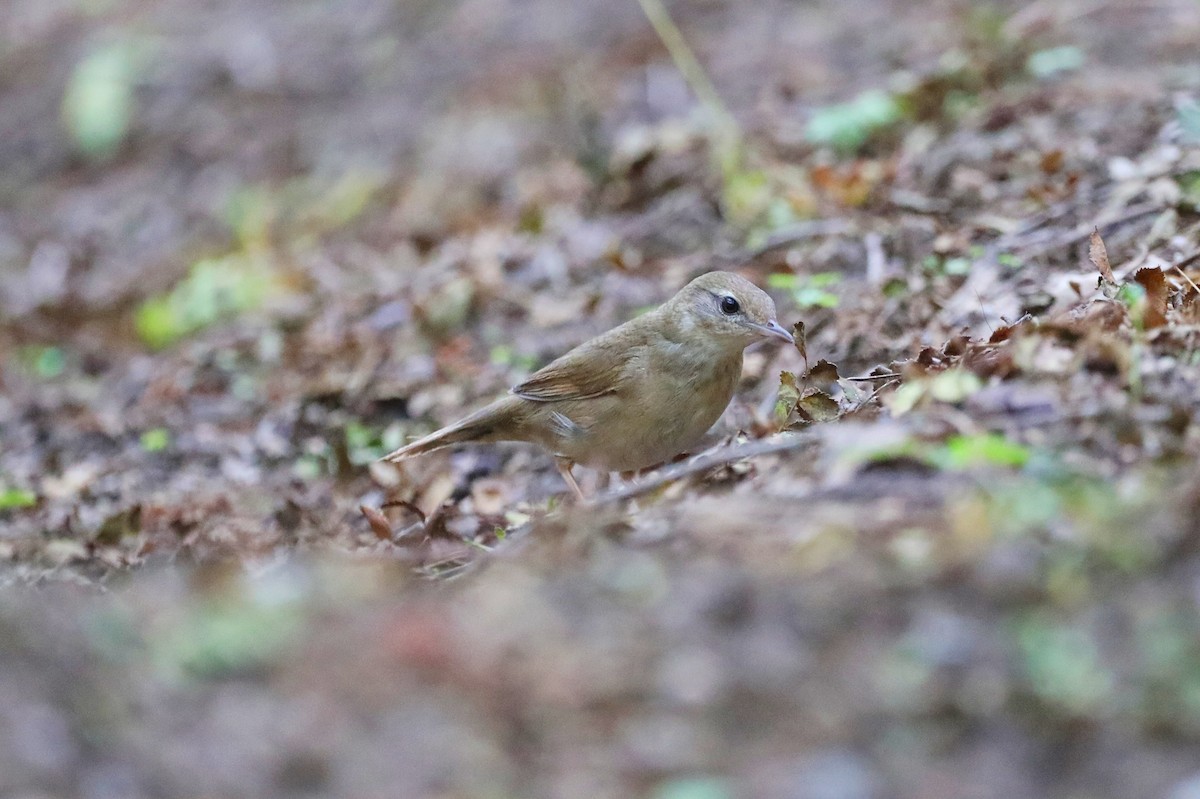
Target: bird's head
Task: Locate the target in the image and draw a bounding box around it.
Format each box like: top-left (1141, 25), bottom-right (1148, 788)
top-left (670, 271), bottom-right (793, 349)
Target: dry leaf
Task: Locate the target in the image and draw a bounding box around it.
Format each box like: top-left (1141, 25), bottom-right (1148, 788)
top-left (42, 462), bottom-right (102, 500)
top-left (361, 505), bottom-right (395, 540)
top-left (792, 321), bottom-right (808, 369)
top-left (1180, 287), bottom-right (1200, 325)
top-left (795, 390), bottom-right (841, 422)
top-left (988, 319), bottom-right (1029, 343)
top-left (776, 370), bottom-right (801, 420)
top-left (470, 478), bottom-right (509, 516)
top-left (943, 335), bottom-right (969, 356)
top-left (963, 345), bottom-right (1017, 378)
top-left (93, 505), bottom-right (142, 546)
top-left (805, 359), bottom-right (841, 386)
top-left (1040, 149), bottom-right (1064, 174)
top-left (1089, 228), bottom-right (1115, 283)
top-left (1057, 299), bottom-right (1127, 335)
top-left (1133, 266), bottom-right (1168, 329)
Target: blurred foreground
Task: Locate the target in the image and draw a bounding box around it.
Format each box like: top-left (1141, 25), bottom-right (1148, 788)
top-left (3, 0), bottom-right (1200, 797)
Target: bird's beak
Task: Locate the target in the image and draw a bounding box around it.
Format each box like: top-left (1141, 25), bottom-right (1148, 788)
top-left (750, 320), bottom-right (794, 344)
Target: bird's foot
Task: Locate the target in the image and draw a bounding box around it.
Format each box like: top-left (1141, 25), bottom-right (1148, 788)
top-left (554, 457), bottom-right (587, 503)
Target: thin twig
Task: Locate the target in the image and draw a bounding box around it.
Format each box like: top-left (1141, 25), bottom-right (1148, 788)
top-left (888, 189), bottom-right (951, 215)
top-left (1174, 249), bottom-right (1200, 278)
top-left (864, 232), bottom-right (887, 283)
top-left (1010, 201), bottom-right (1162, 260)
top-left (986, 186), bottom-right (1103, 246)
top-left (857, 378), bottom-right (899, 407)
top-left (843, 372), bottom-right (902, 381)
top-left (592, 433), bottom-right (815, 504)
top-left (747, 218), bottom-right (855, 258)
top-left (635, 0), bottom-right (738, 138)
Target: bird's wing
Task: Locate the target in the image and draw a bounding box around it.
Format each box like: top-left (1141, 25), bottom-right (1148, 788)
top-left (511, 328), bottom-right (645, 403)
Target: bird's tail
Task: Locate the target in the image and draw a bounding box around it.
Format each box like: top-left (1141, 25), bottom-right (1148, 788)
top-left (381, 397), bottom-right (522, 462)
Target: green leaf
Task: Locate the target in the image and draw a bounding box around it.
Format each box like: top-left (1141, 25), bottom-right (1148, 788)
top-left (0, 487), bottom-right (38, 510)
top-left (152, 601), bottom-right (303, 678)
top-left (773, 271), bottom-right (842, 310)
top-left (807, 272), bottom-right (842, 288)
top-left (943, 257), bottom-right (971, 276)
top-left (1178, 100), bottom-right (1200, 144)
top-left (134, 298), bottom-right (177, 350)
top-left (344, 420), bottom-right (396, 465)
top-left (882, 277), bottom-right (908, 298)
top-left (1116, 281), bottom-right (1146, 308)
top-left (293, 456), bottom-right (325, 480)
top-left (888, 381), bottom-right (926, 416)
top-left (927, 369), bottom-right (982, 403)
top-left (1016, 616), bottom-right (1114, 715)
top-left (225, 185), bottom-right (275, 248)
top-left (19, 346), bottom-right (66, 378)
top-left (1177, 171), bottom-right (1200, 212)
top-left (806, 89), bottom-right (902, 153)
top-left (317, 170), bottom-right (383, 229)
top-left (140, 428), bottom-right (170, 452)
top-left (652, 777), bottom-right (732, 799)
top-left (490, 345), bottom-right (537, 371)
top-left (61, 40), bottom-right (138, 159)
top-left (794, 287), bottom-right (839, 309)
top-left (135, 254), bottom-right (274, 348)
top-left (1027, 46), bottom-right (1085, 80)
top-left (934, 433), bottom-right (1031, 469)
top-left (722, 168), bottom-right (772, 226)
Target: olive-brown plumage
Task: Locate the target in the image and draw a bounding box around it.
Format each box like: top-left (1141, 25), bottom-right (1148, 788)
top-left (382, 271), bottom-right (792, 498)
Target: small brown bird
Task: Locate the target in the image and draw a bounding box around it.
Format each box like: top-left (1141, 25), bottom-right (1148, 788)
top-left (382, 271), bottom-right (792, 499)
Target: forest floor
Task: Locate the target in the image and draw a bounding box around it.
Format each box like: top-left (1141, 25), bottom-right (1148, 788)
top-left (3, 0), bottom-right (1200, 797)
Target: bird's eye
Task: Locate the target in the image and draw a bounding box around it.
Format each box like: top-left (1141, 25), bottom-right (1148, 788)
top-left (720, 296), bottom-right (740, 315)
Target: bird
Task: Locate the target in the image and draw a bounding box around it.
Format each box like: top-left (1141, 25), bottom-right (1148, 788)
top-left (381, 271), bottom-right (793, 499)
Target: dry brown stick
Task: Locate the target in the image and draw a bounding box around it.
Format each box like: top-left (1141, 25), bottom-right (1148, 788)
top-left (843, 372), bottom-right (902, 381)
top-left (1174, 248), bottom-right (1200, 274)
top-left (990, 194), bottom-right (1091, 246)
top-left (1175, 264), bottom-right (1200, 296)
top-left (592, 432), bottom-right (816, 504)
top-left (746, 219), bottom-right (855, 258)
top-left (983, 177), bottom-right (1114, 243)
top-left (419, 433), bottom-right (819, 579)
top-left (1010, 201), bottom-right (1162, 260)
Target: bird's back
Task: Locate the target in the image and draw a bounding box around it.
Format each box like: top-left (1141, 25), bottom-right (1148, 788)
top-left (514, 310), bottom-right (743, 472)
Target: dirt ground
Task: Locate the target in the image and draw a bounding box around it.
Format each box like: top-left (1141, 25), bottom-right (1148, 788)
top-left (3, 0), bottom-right (1200, 797)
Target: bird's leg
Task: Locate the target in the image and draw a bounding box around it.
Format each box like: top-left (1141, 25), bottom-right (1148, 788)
top-left (554, 457), bottom-right (586, 502)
